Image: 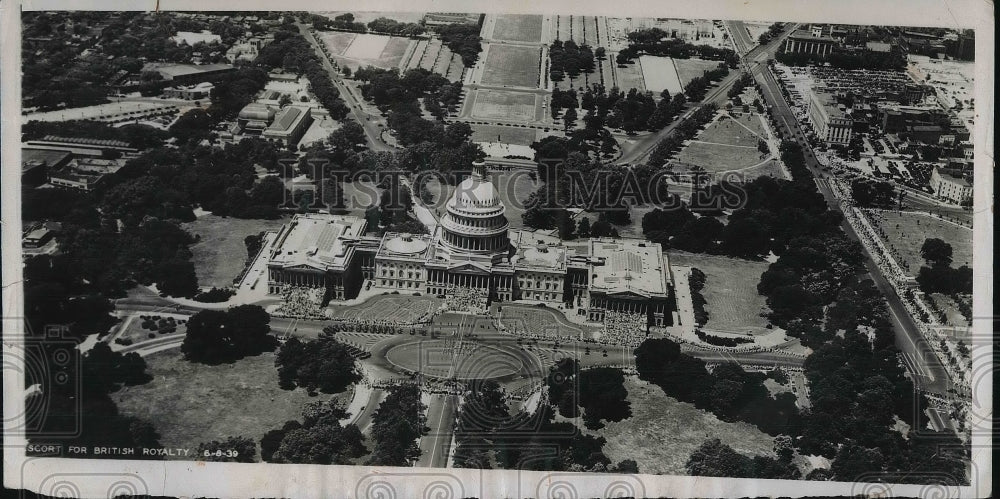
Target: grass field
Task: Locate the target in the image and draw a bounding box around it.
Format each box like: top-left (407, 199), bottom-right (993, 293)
top-left (698, 114), bottom-right (766, 146)
top-left (615, 58), bottom-right (647, 93)
top-left (117, 315), bottom-right (186, 344)
top-left (470, 90), bottom-right (538, 121)
top-left (481, 45), bottom-right (541, 88)
top-left (328, 295), bottom-right (442, 323)
top-left (668, 251), bottom-right (772, 334)
top-left (595, 376), bottom-right (775, 475)
top-left (867, 210), bottom-right (973, 272)
top-left (317, 31), bottom-right (357, 55)
top-left (321, 32), bottom-right (415, 71)
top-left (675, 142), bottom-right (766, 172)
top-left (639, 56), bottom-right (684, 95)
top-left (674, 113), bottom-right (769, 173)
top-left (491, 14), bottom-right (544, 43)
top-left (115, 350), bottom-right (353, 458)
top-left (182, 215), bottom-right (290, 289)
top-left (470, 124), bottom-right (539, 145)
top-left (674, 58), bottom-right (726, 87)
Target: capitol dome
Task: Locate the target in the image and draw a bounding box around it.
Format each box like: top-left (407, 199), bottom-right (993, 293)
top-left (439, 161), bottom-right (510, 254)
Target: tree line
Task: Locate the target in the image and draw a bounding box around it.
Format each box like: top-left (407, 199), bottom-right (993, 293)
top-left (617, 29), bottom-right (738, 67)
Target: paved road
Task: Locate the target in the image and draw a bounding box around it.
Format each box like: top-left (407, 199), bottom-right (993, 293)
top-left (747, 42), bottom-right (953, 396)
top-left (615, 23), bottom-right (796, 166)
top-left (296, 23), bottom-right (394, 152)
top-left (415, 393), bottom-right (459, 468)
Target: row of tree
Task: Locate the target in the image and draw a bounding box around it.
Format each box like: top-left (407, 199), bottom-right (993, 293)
top-left (549, 39), bottom-right (595, 81)
top-left (682, 63), bottom-right (729, 101)
top-left (433, 23), bottom-right (484, 67)
top-left (648, 103), bottom-right (719, 166)
top-left (617, 29), bottom-right (738, 67)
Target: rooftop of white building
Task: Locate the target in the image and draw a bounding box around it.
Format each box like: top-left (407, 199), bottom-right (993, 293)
top-left (588, 238), bottom-right (670, 298)
top-left (269, 214), bottom-right (366, 271)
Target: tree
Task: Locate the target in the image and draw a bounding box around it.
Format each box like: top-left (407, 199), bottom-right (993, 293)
top-left (275, 337), bottom-right (360, 394)
top-left (181, 306), bottom-right (276, 363)
top-left (686, 439), bottom-right (753, 477)
top-left (920, 238), bottom-right (953, 266)
top-left (278, 94), bottom-right (293, 107)
top-left (269, 400), bottom-right (366, 465)
top-left (563, 106), bottom-right (578, 131)
top-left (577, 216), bottom-right (591, 238)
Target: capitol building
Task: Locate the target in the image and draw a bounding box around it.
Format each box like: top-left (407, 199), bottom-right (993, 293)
top-left (266, 162), bottom-right (679, 326)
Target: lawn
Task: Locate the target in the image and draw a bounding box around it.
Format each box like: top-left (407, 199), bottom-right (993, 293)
top-left (317, 31), bottom-right (357, 56)
top-left (491, 14), bottom-right (544, 43)
top-left (668, 251), bottom-right (772, 334)
top-left (327, 33), bottom-right (415, 71)
top-left (674, 57), bottom-right (726, 87)
top-left (639, 55), bottom-right (683, 95)
top-left (594, 376), bottom-right (775, 475)
top-left (116, 314), bottom-right (187, 345)
top-left (614, 58), bottom-right (646, 93)
top-left (697, 114), bottom-right (766, 147)
top-left (480, 45), bottom-right (541, 88)
top-left (114, 349), bottom-right (354, 459)
top-left (471, 90), bottom-right (538, 122)
top-left (866, 210), bottom-right (973, 273)
top-left (674, 141), bottom-right (767, 172)
top-left (182, 214), bottom-right (290, 289)
top-left (470, 124), bottom-right (538, 145)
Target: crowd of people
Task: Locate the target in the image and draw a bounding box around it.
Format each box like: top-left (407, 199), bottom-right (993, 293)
top-left (443, 286), bottom-right (488, 314)
top-left (325, 317), bottom-right (426, 335)
top-left (273, 287), bottom-right (329, 319)
top-left (597, 311), bottom-right (649, 347)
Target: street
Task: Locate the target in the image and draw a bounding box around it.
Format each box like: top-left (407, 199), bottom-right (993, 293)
top-left (744, 31), bottom-right (954, 395)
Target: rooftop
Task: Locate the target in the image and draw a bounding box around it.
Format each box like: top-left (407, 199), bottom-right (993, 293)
top-left (21, 148), bottom-right (71, 169)
top-left (588, 238), bottom-right (669, 298)
top-left (269, 214), bottom-right (367, 271)
top-left (144, 62), bottom-right (234, 79)
top-left (266, 106), bottom-right (308, 133)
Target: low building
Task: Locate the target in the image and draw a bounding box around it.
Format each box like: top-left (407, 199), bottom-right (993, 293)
top-left (879, 105), bottom-right (950, 134)
top-left (22, 227), bottom-right (54, 249)
top-left (808, 89), bottom-right (854, 145)
top-left (21, 149), bottom-right (72, 187)
top-left (929, 167), bottom-right (972, 204)
top-left (22, 136), bottom-right (139, 158)
top-left (48, 158), bottom-right (126, 192)
top-left (143, 63), bottom-right (235, 84)
top-left (784, 25), bottom-right (838, 57)
top-left (262, 106), bottom-right (313, 147)
top-left (163, 82), bottom-right (214, 100)
top-left (237, 102), bottom-right (277, 135)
